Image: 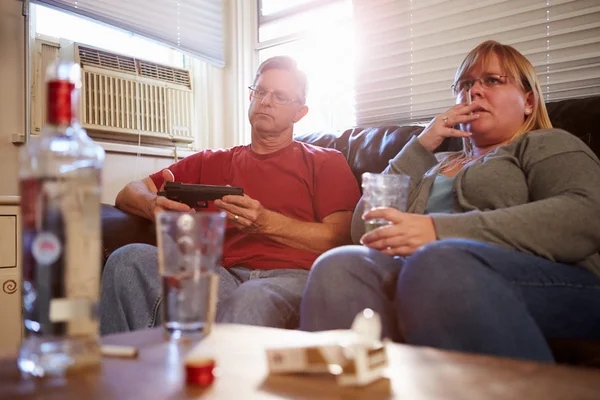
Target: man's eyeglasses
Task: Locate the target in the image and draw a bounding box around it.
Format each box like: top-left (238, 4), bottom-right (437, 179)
top-left (248, 86), bottom-right (299, 105)
top-left (451, 74), bottom-right (512, 96)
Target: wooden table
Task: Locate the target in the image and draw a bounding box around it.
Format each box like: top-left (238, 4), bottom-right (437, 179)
top-left (1, 324), bottom-right (600, 399)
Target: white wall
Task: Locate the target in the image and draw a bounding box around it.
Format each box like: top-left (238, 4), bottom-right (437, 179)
top-left (101, 153), bottom-right (173, 204)
top-left (0, 0), bottom-right (25, 197)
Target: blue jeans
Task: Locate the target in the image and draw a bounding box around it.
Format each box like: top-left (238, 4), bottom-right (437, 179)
top-left (100, 244), bottom-right (309, 335)
top-left (299, 239), bottom-right (600, 362)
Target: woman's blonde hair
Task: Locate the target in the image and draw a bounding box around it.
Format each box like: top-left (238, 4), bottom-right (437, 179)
top-left (439, 40), bottom-right (552, 171)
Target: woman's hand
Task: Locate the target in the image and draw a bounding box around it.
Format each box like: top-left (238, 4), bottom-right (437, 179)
top-left (417, 103), bottom-right (480, 153)
top-left (360, 207), bottom-right (437, 256)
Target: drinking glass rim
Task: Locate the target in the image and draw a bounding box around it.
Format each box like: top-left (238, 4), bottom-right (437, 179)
top-left (361, 172), bottom-right (410, 184)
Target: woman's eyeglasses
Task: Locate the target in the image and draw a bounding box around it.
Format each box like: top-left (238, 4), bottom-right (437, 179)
top-left (451, 74), bottom-right (512, 96)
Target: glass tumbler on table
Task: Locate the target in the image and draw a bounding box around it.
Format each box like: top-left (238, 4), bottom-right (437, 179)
top-left (361, 173), bottom-right (410, 232)
top-left (156, 211), bottom-right (226, 339)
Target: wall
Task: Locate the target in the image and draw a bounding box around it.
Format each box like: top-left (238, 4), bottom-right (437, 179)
top-left (0, 0), bottom-right (24, 197)
top-left (101, 153), bottom-right (173, 204)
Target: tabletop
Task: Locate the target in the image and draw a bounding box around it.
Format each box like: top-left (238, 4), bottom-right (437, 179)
top-left (1, 324), bottom-right (600, 399)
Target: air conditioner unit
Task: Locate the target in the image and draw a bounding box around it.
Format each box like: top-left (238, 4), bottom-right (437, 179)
top-left (34, 41), bottom-right (194, 145)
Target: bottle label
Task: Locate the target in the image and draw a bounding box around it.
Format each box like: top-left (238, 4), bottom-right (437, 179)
top-left (47, 80), bottom-right (75, 125)
top-left (49, 298), bottom-right (94, 322)
top-left (31, 232), bottom-right (62, 265)
top-left (20, 176), bottom-right (101, 338)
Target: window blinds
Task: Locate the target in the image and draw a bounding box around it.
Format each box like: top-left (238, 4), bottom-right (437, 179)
top-left (34, 0), bottom-right (225, 67)
top-left (353, 0), bottom-right (600, 126)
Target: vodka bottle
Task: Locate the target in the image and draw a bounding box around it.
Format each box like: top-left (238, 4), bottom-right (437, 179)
top-left (18, 62), bottom-right (105, 377)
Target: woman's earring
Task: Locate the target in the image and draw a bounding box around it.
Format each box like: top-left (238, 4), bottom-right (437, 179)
top-left (525, 107), bottom-right (532, 115)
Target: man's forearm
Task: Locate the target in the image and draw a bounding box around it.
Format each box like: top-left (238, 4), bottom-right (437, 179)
top-left (115, 181), bottom-right (155, 220)
top-left (261, 210), bottom-right (353, 254)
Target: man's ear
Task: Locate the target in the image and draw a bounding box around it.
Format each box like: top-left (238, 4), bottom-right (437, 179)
top-left (293, 105), bottom-right (309, 123)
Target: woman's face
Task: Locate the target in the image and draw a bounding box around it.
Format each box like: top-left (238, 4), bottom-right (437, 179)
top-left (456, 53), bottom-right (533, 147)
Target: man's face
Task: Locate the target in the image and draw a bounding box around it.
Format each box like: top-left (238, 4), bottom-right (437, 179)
top-left (248, 69), bottom-right (308, 135)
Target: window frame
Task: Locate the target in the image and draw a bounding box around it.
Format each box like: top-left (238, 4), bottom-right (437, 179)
top-left (257, 0), bottom-right (343, 48)
top-left (253, 0), bottom-right (356, 139)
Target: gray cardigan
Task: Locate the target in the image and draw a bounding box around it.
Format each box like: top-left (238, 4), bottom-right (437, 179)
top-left (351, 129), bottom-right (600, 277)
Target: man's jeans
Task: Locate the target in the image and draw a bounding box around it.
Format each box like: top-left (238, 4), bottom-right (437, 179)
top-left (300, 239), bottom-right (600, 363)
top-left (100, 244), bottom-right (309, 335)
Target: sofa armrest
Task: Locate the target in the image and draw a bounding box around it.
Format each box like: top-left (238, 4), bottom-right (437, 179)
top-left (101, 204), bottom-right (156, 267)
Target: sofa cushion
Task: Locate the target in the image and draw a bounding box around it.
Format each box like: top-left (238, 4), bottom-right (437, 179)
top-left (545, 96), bottom-right (600, 157)
top-left (296, 125), bottom-right (463, 187)
top-left (101, 204), bottom-right (155, 265)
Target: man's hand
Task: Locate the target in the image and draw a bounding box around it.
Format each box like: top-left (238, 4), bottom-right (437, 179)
top-left (214, 193), bottom-right (268, 233)
top-left (215, 193), bottom-right (353, 254)
top-left (148, 169), bottom-right (192, 219)
top-left (360, 207), bottom-right (437, 256)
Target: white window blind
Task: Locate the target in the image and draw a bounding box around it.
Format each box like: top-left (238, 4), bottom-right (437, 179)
top-left (33, 0), bottom-right (224, 67)
top-left (354, 0), bottom-right (600, 126)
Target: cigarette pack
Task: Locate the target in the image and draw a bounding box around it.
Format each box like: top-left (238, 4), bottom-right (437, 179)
top-left (266, 309), bottom-right (388, 387)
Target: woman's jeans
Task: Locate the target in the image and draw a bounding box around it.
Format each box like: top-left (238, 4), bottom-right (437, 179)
top-left (299, 239), bottom-right (600, 362)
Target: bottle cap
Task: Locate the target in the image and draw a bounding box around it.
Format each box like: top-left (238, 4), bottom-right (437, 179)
top-left (185, 358), bottom-right (216, 387)
top-left (45, 61), bottom-right (81, 126)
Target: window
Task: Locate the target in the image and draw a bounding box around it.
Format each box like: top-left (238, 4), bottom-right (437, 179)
top-left (34, 4), bottom-right (184, 68)
top-left (256, 0), bottom-right (356, 137)
top-left (32, 0), bottom-right (224, 67)
top-left (353, 0), bottom-right (600, 126)
top-left (31, 4), bottom-right (198, 150)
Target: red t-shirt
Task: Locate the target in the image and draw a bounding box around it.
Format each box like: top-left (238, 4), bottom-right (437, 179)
top-left (150, 141), bottom-right (360, 270)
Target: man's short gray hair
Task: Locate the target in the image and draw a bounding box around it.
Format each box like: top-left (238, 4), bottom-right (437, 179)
top-left (253, 56), bottom-right (308, 105)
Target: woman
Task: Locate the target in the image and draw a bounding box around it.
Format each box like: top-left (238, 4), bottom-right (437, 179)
top-left (299, 41), bottom-right (600, 362)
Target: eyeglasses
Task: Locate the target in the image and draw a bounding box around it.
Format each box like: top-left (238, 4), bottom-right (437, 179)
top-left (451, 74), bottom-right (512, 96)
top-left (248, 86), bottom-right (299, 105)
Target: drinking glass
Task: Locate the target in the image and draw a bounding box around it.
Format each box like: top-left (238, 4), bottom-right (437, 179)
top-left (156, 211), bottom-right (226, 339)
top-left (361, 173), bottom-right (410, 232)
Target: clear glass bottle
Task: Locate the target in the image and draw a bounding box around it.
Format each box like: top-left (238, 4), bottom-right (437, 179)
top-left (18, 61), bottom-right (105, 378)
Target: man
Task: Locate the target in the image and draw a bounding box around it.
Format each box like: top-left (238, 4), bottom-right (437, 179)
top-left (100, 56), bottom-right (361, 334)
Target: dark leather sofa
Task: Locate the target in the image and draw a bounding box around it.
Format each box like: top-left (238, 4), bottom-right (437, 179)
top-left (101, 95), bottom-right (600, 366)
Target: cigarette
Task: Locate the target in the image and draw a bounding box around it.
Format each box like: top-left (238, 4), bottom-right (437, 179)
top-left (101, 344), bottom-right (138, 359)
top-left (467, 89), bottom-right (473, 116)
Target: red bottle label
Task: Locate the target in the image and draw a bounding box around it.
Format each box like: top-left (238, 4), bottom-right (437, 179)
top-left (20, 177), bottom-right (66, 282)
top-left (47, 81), bottom-right (75, 125)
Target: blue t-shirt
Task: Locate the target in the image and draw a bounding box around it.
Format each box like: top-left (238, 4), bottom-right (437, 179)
top-left (424, 173), bottom-right (455, 214)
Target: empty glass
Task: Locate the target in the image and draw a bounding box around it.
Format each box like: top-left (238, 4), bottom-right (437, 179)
top-left (156, 211), bottom-right (226, 339)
